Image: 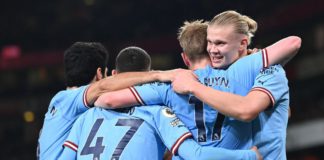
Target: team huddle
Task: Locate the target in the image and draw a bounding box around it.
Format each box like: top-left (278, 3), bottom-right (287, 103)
top-left (37, 10), bottom-right (302, 160)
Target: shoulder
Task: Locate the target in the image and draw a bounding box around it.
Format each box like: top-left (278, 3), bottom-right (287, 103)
top-left (235, 50), bottom-right (263, 65)
top-left (50, 90), bottom-right (68, 104)
top-left (260, 64), bottom-right (285, 75)
top-left (57, 85), bottom-right (89, 97)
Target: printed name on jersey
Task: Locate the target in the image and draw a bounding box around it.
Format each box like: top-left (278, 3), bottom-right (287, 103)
top-left (203, 76), bottom-right (229, 88)
top-left (162, 107), bottom-right (176, 118)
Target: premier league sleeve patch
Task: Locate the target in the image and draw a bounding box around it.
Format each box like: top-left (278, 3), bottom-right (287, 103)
top-left (161, 107), bottom-right (183, 127)
top-left (161, 107), bottom-right (176, 118)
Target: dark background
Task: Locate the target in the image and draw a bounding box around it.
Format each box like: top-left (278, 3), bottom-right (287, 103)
top-left (0, 0), bottom-right (324, 159)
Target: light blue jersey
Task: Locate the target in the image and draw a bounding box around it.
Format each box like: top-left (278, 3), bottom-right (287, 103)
top-left (38, 85), bottom-right (91, 160)
top-left (60, 106), bottom-right (257, 160)
top-left (251, 65), bottom-right (289, 160)
top-left (130, 50), bottom-right (269, 153)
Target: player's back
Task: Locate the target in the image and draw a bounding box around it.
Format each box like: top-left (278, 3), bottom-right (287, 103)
top-left (133, 74), bottom-right (252, 149)
top-left (38, 85), bottom-right (89, 160)
top-left (194, 64), bottom-right (256, 147)
top-left (63, 106), bottom-right (175, 160)
top-left (132, 51), bottom-right (266, 151)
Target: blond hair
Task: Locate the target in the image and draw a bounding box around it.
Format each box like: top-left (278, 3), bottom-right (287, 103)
top-left (177, 20), bottom-right (209, 62)
top-left (209, 10), bottom-right (257, 45)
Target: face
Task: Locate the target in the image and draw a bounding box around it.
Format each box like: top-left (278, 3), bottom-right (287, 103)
top-left (206, 25), bottom-right (245, 69)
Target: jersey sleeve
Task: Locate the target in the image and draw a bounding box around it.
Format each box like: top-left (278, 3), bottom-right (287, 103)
top-left (78, 85), bottom-right (93, 109)
top-left (229, 49), bottom-right (269, 88)
top-left (178, 138), bottom-right (257, 160)
top-left (82, 85), bottom-right (94, 108)
top-left (68, 85), bottom-right (93, 119)
top-left (131, 82), bottom-right (170, 106)
top-left (58, 146), bottom-right (77, 160)
top-left (251, 65), bottom-right (289, 107)
top-left (60, 114), bottom-right (85, 159)
top-left (149, 106), bottom-right (192, 155)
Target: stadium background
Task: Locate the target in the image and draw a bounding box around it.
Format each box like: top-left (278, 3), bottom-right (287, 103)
top-left (0, 0), bottom-right (324, 159)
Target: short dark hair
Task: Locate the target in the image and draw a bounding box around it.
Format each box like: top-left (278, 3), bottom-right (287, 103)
top-left (64, 42), bottom-right (109, 87)
top-left (115, 46), bottom-right (151, 73)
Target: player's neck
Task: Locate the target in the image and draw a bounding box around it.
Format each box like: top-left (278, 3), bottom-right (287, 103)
top-left (66, 86), bottom-right (78, 90)
top-left (190, 58), bottom-right (211, 71)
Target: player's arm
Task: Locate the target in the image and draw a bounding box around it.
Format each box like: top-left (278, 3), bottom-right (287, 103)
top-left (58, 146), bottom-right (77, 160)
top-left (188, 81), bottom-right (270, 122)
top-left (59, 134), bottom-right (79, 159)
top-left (95, 82), bottom-right (167, 108)
top-left (86, 69), bottom-right (182, 106)
top-left (94, 88), bottom-right (140, 108)
top-left (177, 139), bottom-right (261, 160)
top-left (153, 107), bottom-right (261, 160)
top-left (58, 114), bottom-right (85, 160)
top-left (172, 67), bottom-right (285, 122)
top-left (265, 36), bottom-right (301, 66)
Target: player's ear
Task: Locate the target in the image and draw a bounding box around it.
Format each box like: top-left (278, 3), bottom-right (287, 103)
top-left (181, 52), bottom-right (190, 67)
top-left (104, 67), bottom-right (108, 77)
top-left (95, 67), bottom-right (104, 81)
top-left (111, 69), bottom-right (118, 75)
top-left (239, 38), bottom-right (249, 56)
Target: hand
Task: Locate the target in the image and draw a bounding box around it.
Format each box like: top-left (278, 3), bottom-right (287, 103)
top-left (247, 48), bottom-right (260, 55)
top-left (250, 146), bottom-right (263, 160)
top-left (171, 69), bottom-right (199, 94)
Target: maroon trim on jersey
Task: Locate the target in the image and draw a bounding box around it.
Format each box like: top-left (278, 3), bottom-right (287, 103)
top-left (262, 48), bottom-right (269, 68)
top-left (83, 86), bottom-right (91, 108)
top-left (171, 132), bottom-right (192, 155)
top-left (63, 141), bottom-right (78, 152)
top-left (129, 87), bottom-right (145, 105)
top-left (251, 87), bottom-right (275, 107)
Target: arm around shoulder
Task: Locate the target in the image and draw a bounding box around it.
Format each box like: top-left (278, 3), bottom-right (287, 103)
top-left (94, 88), bottom-right (139, 108)
top-left (190, 81), bottom-right (270, 122)
top-left (85, 70), bottom-right (177, 106)
top-left (266, 36), bottom-right (302, 66)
